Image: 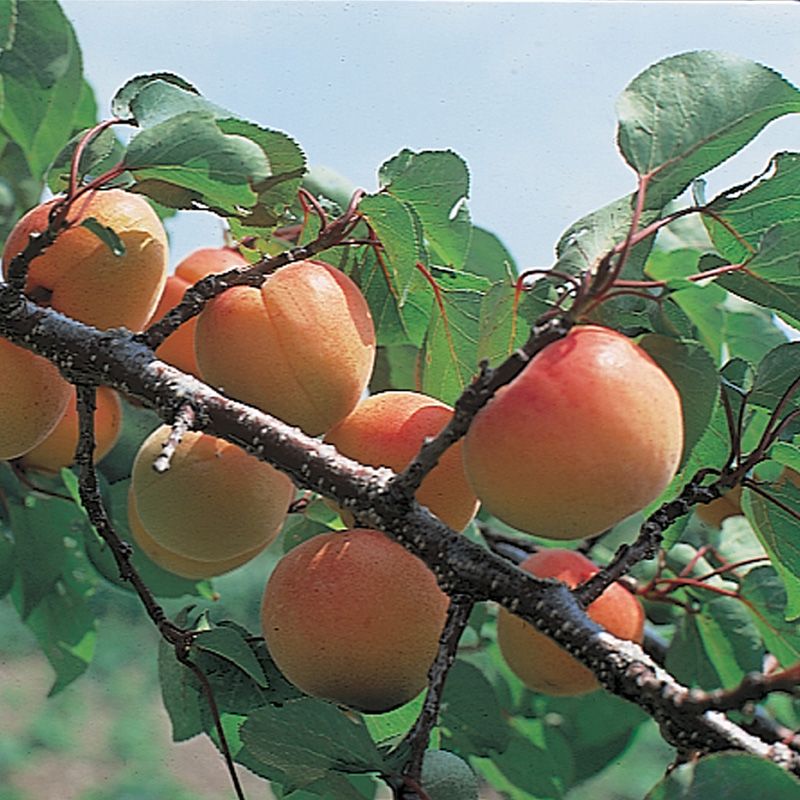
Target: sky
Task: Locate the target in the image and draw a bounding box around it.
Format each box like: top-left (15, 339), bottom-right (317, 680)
top-left (61, 1), bottom-right (800, 270)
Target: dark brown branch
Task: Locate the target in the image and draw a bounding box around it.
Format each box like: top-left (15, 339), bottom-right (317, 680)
top-left (575, 469), bottom-right (723, 607)
top-left (677, 665), bottom-right (800, 714)
top-left (2, 287), bottom-right (799, 775)
top-left (400, 595), bottom-right (475, 790)
top-left (392, 314), bottom-right (573, 497)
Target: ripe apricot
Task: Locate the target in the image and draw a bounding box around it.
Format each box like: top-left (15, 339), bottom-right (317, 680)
top-left (497, 548), bottom-right (645, 696)
top-left (261, 529), bottom-right (448, 713)
top-left (324, 391), bottom-right (479, 531)
top-left (131, 426), bottom-right (294, 562)
top-left (195, 260), bottom-right (376, 436)
top-left (463, 325), bottom-right (683, 539)
top-left (3, 189), bottom-right (168, 331)
top-left (695, 484), bottom-right (744, 527)
top-left (0, 338), bottom-right (72, 460)
top-left (21, 386), bottom-right (122, 472)
top-left (127, 490), bottom-right (266, 579)
top-left (149, 247), bottom-right (248, 377)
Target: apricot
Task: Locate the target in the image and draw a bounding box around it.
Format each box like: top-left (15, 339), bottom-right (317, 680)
top-left (0, 338), bottom-right (71, 460)
top-left (149, 247), bottom-right (248, 376)
top-left (195, 259), bottom-right (376, 436)
top-left (695, 484), bottom-right (744, 527)
top-left (21, 386), bottom-right (122, 472)
top-left (131, 426), bottom-right (294, 562)
top-left (463, 325), bottom-right (683, 539)
top-left (324, 391), bottom-right (479, 531)
top-left (497, 548), bottom-right (645, 696)
top-left (261, 529), bottom-right (448, 713)
top-left (3, 188), bottom-right (168, 331)
top-left (127, 490), bottom-right (266, 579)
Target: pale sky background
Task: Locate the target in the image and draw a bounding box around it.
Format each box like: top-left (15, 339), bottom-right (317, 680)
top-left (61, 1), bottom-right (800, 271)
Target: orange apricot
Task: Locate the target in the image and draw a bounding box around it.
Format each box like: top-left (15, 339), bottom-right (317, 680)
top-left (324, 391), bottom-right (479, 531)
top-left (3, 189), bottom-right (168, 331)
top-left (195, 259), bottom-right (376, 436)
top-left (463, 325), bottom-right (684, 539)
top-left (127, 490), bottom-right (266, 579)
top-left (261, 529), bottom-right (448, 713)
top-left (0, 338), bottom-right (72, 460)
top-left (131, 426), bottom-right (294, 562)
top-left (497, 548), bottom-right (645, 696)
top-left (21, 386), bottom-right (122, 472)
top-left (149, 247), bottom-right (248, 377)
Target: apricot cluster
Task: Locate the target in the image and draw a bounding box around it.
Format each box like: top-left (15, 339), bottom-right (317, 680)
top-left (0, 189), bottom-right (167, 462)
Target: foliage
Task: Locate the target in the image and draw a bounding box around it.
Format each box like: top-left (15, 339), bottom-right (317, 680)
top-left (0, 3), bottom-right (799, 799)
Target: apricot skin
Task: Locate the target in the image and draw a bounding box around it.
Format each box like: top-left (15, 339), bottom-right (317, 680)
top-left (195, 260), bottom-right (376, 436)
top-left (127, 491), bottom-right (266, 579)
top-left (463, 325), bottom-right (684, 539)
top-left (0, 338), bottom-right (72, 460)
top-left (149, 247), bottom-right (248, 377)
top-left (324, 391), bottom-right (479, 531)
top-left (21, 386), bottom-right (122, 472)
top-left (3, 189), bottom-right (168, 331)
top-left (131, 426), bottom-right (294, 562)
top-left (497, 549), bottom-right (645, 696)
top-left (261, 529), bottom-right (448, 713)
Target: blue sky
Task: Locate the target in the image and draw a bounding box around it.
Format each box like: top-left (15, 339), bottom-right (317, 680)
top-left (62, 1), bottom-right (800, 269)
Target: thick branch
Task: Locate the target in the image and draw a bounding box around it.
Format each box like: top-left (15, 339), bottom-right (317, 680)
top-left (1, 286), bottom-right (798, 774)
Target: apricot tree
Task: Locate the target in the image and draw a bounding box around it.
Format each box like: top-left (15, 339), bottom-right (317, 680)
top-left (0, 3), bottom-right (799, 799)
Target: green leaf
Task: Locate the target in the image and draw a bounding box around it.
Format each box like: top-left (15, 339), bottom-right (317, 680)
top-left (217, 119), bottom-right (306, 229)
top-left (158, 638), bottom-right (204, 742)
top-left (0, 0), bottom-right (84, 179)
top-left (240, 698), bottom-right (385, 790)
top-left (645, 753), bottom-right (800, 800)
top-left (360, 193), bottom-right (420, 301)
top-left (748, 341), bottom-right (800, 415)
top-left (706, 152), bottom-right (800, 263)
top-left (111, 73), bottom-right (204, 123)
top-left (741, 566), bottom-right (800, 667)
top-left (439, 660), bottom-right (510, 757)
top-left (364, 693), bottom-right (424, 746)
top-left (743, 481), bottom-right (800, 620)
top-left (718, 269), bottom-right (800, 331)
top-left (80, 217), bottom-right (126, 256)
top-left (555, 193), bottom-right (655, 280)
top-left (617, 52), bottom-right (800, 209)
top-left (123, 111), bottom-right (270, 213)
top-left (744, 221), bottom-right (800, 289)
top-left (638, 335), bottom-right (719, 468)
top-left (46, 126), bottom-right (125, 194)
top-left (0, 0), bottom-right (15, 52)
top-left (463, 226), bottom-right (516, 282)
top-left (475, 281), bottom-right (523, 367)
top-left (379, 149), bottom-right (472, 268)
top-left (193, 625), bottom-right (267, 687)
top-left (0, 517), bottom-right (13, 599)
top-left (420, 267), bottom-right (490, 404)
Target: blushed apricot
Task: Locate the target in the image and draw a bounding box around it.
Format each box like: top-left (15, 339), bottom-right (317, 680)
top-left (195, 260), bottom-right (375, 436)
top-left (497, 549), bottom-right (645, 696)
top-left (261, 529), bottom-right (448, 713)
top-left (131, 426), bottom-right (294, 562)
top-left (21, 386), bottom-right (122, 472)
top-left (463, 325), bottom-right (684, 539)
top-left (3, 189), bottom-right (168, 331)
top-left (149, 247), bottom-right (248, 377)
top-left (127, 490), bottom-right (266, 579)
top-left (324, 391), bottom-right (479, 531)
top-left (0, 338), bottom-right (71, 460)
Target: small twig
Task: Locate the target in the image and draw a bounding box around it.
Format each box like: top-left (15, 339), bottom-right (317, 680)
top-left (179, 652), bottom-right (248, 800)
top-left (575, 469), bottom-right (722, 606)
top-left (391, 314), bottom-right (573, 499)
top-left (677, 664), bottom-right (800, 714)
top-left (153, 403), bottom-right (196, 473)
top-left (400, 595), bottom-right (475, 790)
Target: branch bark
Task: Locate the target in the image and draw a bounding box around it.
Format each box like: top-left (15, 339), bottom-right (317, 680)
top-left (2, 283), bottom-right (798, 776)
